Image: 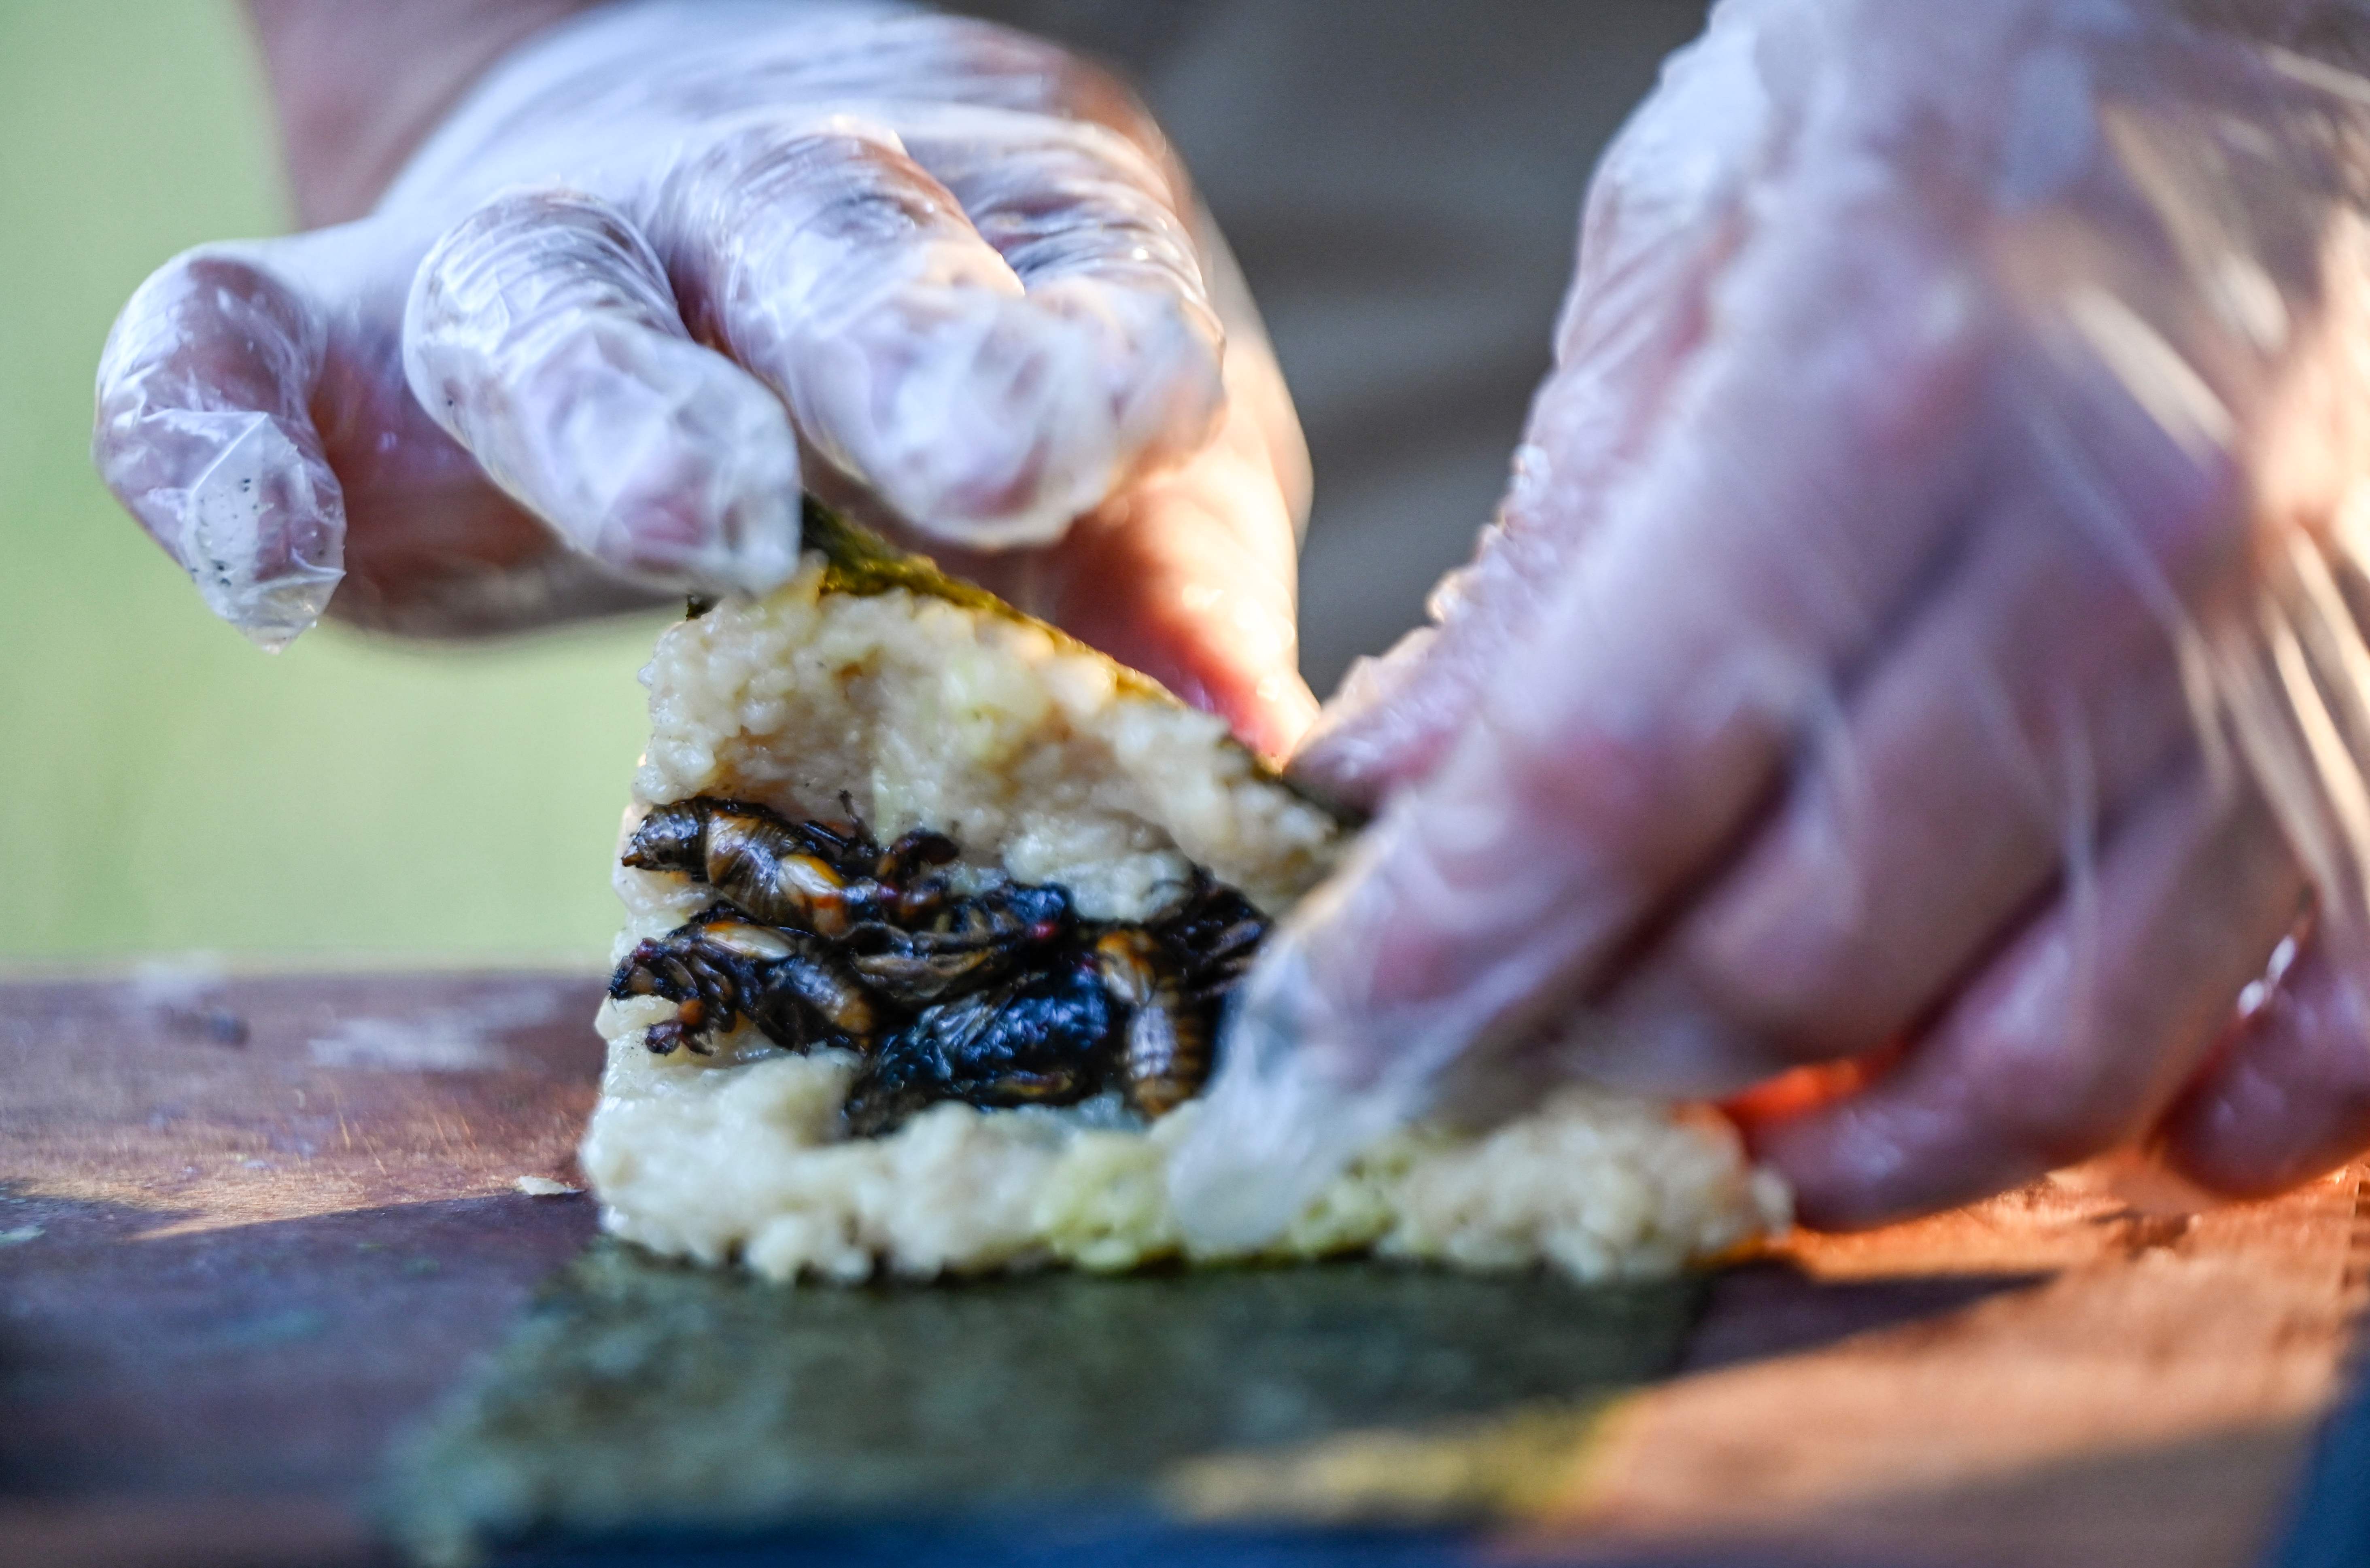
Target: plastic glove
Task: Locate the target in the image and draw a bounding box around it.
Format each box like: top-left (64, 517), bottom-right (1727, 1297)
top-left (93, 0), bottom-right (1314, 755)
top-left (1175, 0), bottom-right (2370, 1240)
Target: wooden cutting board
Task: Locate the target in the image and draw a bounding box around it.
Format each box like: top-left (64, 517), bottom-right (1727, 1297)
top-left (1, 968), bottom-right (2362, 1568)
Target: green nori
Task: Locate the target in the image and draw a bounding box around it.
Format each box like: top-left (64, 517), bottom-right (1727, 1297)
top-left (801, 497), bottom-right (1169, 702)
top-left (802, 496), bottom-right (1012, 618)
top-left (381, 1241), bottom-right (1697, 1564)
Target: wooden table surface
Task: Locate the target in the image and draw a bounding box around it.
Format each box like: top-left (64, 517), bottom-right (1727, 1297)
top-left (1, 968), bottom-right (2363, 1568)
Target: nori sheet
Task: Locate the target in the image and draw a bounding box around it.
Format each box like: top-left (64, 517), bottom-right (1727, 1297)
top-left (382, 1242), bottom-right (1699, 1564)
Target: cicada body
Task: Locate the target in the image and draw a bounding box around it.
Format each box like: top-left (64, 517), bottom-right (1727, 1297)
top-left (842, 961), bottom-right (1117, 1137)
top-left (1153, 874), bottom-right (1270, 1003)
top-left (1092, 928), bottom-right (1209, 1119)
top-left (625, 798), bottom-right (952, 936)
top-left (842, 881), bottom-right (1075, 1005)
top-left (612, 907), bottom-right (877, 1056)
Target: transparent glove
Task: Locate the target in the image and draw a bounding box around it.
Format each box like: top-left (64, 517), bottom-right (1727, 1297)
top-left (1176, 0), bottom-right (2370, 1240)
top-left (92, 0), bottom-right (1314, 755)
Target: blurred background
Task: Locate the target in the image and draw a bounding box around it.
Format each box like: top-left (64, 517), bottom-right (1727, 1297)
top-left (0, 1), bottom-right (1703, 965)
top-left (0, 4), bottom-right (660, 966)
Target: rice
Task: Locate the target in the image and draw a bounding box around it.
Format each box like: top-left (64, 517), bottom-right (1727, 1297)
top-left (582, 1043), bottom-right (1786, 1282)
top-left (581, 535), bottom-right (1790, 1285)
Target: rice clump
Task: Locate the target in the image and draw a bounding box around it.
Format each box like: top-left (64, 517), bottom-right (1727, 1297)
top-left (580, 544), bottom-right (1790, 1284)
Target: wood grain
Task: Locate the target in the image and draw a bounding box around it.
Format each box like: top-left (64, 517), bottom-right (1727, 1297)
top-left (0, 970), bottom-right (607, 1565)
top-left (1523, 1163), bottom-right (2370, 1567)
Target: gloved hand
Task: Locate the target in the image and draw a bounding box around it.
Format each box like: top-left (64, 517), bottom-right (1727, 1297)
top-left (93, 0), bottom-right (1315, 756)
top-left (1176, 0), bottom-right (2370, 1241)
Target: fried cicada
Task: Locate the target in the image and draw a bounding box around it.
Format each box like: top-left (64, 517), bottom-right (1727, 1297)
top-left (612, 796), bottom-right (1272, 1133)
top-left (610, 907), bottom-right (877, 1056)
top-left (622, 797), bottom-right (954, 938)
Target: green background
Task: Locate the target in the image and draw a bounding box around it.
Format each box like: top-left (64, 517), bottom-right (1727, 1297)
top-left (0, 4), bottom-right (664, 965)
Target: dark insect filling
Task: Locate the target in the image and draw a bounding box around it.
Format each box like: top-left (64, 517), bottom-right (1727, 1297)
top-left (609, 796), bottom-right (1270, 1137)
